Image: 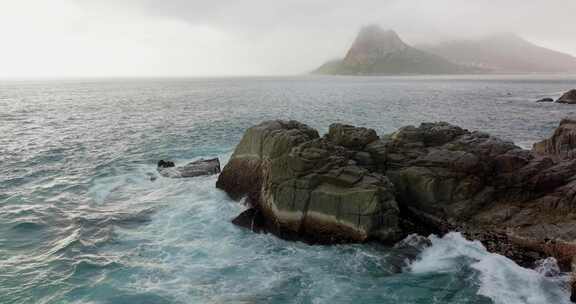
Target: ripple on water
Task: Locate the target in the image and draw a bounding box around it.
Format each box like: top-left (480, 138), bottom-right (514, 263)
top-left (2, 76), bottom-right (576, 303)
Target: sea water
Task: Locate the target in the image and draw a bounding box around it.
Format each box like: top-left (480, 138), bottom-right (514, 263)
top-left (1, 75), bottom-right (576, 304)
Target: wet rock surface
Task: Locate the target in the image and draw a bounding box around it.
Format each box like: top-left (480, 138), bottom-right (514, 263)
top-left (534, 118), bottom-right (576, 160)
top-left (557, 89), bottom-right (576, 104)
top-left (217, 119), bottom-right (576, 300)
top-left (158, 158), bottom-right (221, 178)
top-left (537, 97), bottom-right (554, 102)
top-left (217, 121), bottom-right (401, 243)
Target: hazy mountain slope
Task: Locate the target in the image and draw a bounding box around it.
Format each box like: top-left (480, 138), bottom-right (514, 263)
top-left (314, 25), bottom-right (473, 75)
top-left (422, 34), bottom-right (576, 73)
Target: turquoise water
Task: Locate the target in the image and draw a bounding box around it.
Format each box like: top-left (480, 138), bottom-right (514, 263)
top-left (1, 76), bottom-right (576, 304)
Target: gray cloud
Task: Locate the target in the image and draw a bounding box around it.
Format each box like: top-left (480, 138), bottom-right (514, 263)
top-left (63, 0), bottom-right (576, 75)
top-left (135, 0), bottom-right (576, 38)
top-left (121, 0), bottom-right (576, 73)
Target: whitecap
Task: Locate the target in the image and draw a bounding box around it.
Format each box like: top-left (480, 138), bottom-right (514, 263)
top-left (410, 232), bottom-right (571, 304)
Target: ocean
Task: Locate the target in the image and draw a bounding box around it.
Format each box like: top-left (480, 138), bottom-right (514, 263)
top-left (1, 75), bottom-right (576, 304)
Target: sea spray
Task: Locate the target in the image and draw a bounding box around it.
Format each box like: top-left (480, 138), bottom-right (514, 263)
top-left (410, 232), bottom-right (571, 304)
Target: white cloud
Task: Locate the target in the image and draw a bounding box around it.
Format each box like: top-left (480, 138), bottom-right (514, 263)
top-left (0, 0), bottom-right (265, 78)
top-left (0, 0), bottom-right (575, 77)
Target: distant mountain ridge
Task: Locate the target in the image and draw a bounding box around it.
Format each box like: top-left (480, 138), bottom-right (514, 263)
top-left (314, 26), bottom-right (576, 75)
top-left (314, 25), bottom-right (475, 75)
top-left (420, 33), bottom-right (576, 73)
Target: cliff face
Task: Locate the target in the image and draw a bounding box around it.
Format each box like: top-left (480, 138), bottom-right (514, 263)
top-left (422, 33), bottom-right (576, 73)
top-left (314, 26), bottom-right (472, 75)
top-left (216, 120), bottom-right (402, 243)
top-left (534, 118), bottom-right (576, 160)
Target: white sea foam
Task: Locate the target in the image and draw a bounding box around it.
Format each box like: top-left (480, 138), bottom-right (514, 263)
top-left (88, 154), bottom-right (231, 206)
top-left (410, 232), bottom-right (571, 304)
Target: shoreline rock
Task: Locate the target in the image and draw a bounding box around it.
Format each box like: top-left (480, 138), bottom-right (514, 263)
top-left (217, 120), bottom-right (402, 243)
top-left (158, 158), bottom-right (221, 178)
top-left (533, 118), bottom-right (576, 160)
top-left (217, 119), bottom-right (576, 300)
top-left (557, 89), bottom-right (576, 104)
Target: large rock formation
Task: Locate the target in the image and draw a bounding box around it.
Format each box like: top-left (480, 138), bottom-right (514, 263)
top-left (534, 118), bottom-right (576, 160)
top-left (557, 90), bottom-right (576, 104)
top-left (157, 158), bottom-right (221, 178)
top-left (216, 120), bottom-right (319, 200)
top-left (217, 120), bottom-right (402, 243)
top-left (314, 25), bottom-right (473, 75)
top-left (218, 119), bottom-right (576, 277)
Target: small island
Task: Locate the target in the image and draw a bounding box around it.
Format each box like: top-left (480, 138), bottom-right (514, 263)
top-left (314, 25), bottom-right (576, 75)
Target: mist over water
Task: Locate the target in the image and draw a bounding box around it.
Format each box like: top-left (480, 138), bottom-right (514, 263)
top-left (1, 75), bottom-right (576, 304)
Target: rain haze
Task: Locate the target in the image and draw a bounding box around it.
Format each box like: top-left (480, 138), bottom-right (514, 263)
top-left (2, 0), bottom-right (576, 78)
top-left (5, 1), bottom-right (576, 304)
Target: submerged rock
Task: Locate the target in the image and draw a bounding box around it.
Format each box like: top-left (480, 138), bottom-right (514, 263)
top-left (536, 98), bottom-right (554, 103)
top-left (534, 257), bottom-right (561, 277)
top-left (158, 160), bottom-right (175, 168)
top-left (232, 208), bottom-right (267, 233)
top-left (158, 158), bottom-right (221, 178)
top-left (386, 234), bottom-right (433, 272)
top-left (557, 89), bottom-right (576, 104)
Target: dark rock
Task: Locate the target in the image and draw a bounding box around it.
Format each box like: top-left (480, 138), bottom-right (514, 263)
top-left (146, 172), bottom-right (158, 182)
top-left (557, 89), bottom-right (576, 104)
top-left (157, 160), bottom-right (175, 168)
top-left (387, 234), bottom-right (432, 272)
top-left (533, 118), bottom-right (576, 160)
top-left (232, 208), bottom-right (267, 233)
top-left (218, 118), bottom-right (576, 297)
top-left (216, 120), bottom-right (319, 200)
top-left (536, 98), bottom-right (554, 103)
top-left (327, 123), bottom-right (379, 149)
top-left (158, 158), bottom-right (221, 178)
top-left (217, 120), bottom-right (402, 244)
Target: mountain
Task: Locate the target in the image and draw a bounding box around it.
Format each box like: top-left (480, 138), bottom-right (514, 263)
top-left (314, 25), bottom-right (473, 75)
top-left (421, 33), bottom-right (576, 73)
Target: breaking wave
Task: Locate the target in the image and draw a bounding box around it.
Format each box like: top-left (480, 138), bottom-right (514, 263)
top-left (410, 232), bottom-right (571, 304)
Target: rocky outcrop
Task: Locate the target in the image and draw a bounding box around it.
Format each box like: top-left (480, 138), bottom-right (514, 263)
top-left (383, 122), bottom-right (576, 268)
top-left (219, 119), bottom-right (576, 268)
top-left (218, 118), bottom-right (576, 301)
top-left (217, 120), bottom-right (402, 243)
top-left (557, 90), bottom-right (576, 104)
top-left (533, 118), bottom-right (576, 160)
top-left (216, 120), bottom-right (319, 200)
top-left (158, 158), bottom-right (221, 178)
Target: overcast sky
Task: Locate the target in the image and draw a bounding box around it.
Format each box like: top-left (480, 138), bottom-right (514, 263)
top-left (1, 0), bottom-right (575, 78)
